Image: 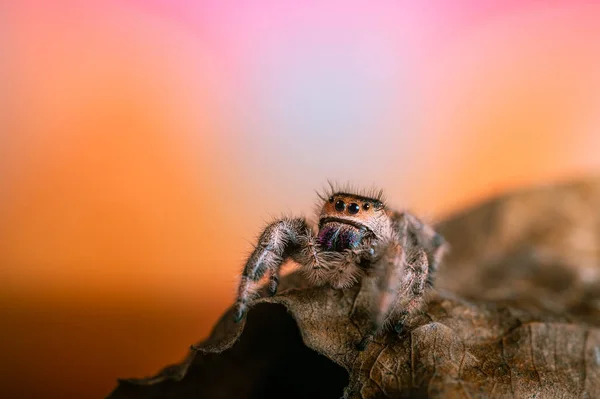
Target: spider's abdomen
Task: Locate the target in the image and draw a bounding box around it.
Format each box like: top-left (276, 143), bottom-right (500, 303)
top-left (317, 223), bottom-right (364, 251)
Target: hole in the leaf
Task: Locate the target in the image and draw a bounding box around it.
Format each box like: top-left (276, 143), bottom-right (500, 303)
top-left (110, 303), bottom-right (349, 399)
top-left (241, 303), bottom-right (349, 398)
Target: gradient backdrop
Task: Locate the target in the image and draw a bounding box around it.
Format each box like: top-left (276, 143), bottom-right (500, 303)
top-left (3, 1), bottom-right (600, 397)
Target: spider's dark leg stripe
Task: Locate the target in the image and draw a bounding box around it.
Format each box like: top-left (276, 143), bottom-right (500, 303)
top-left (233, 217), bottom-right (310, 322)
top-left (267, 271), bottom-right (280, 296)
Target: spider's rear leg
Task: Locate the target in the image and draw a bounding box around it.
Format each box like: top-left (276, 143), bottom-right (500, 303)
top-left (233, 218), bottom-right (310, 322)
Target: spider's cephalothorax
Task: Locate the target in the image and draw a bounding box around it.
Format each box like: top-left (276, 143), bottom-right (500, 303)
top-left (317, 193), bottom-right (387, 252)
top-left (232, 187), bottom-right (448, 350)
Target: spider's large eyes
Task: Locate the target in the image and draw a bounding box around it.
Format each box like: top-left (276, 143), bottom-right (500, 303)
top-left (348, 203), bottom-right (360, 214)
top-left (334, 200), bottom-right (346, 212)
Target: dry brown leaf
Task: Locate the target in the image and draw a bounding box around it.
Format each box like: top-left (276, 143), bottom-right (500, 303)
top-left (108, 178), bottom-right (600, 398)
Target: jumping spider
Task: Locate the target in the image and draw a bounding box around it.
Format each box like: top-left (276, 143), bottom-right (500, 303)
top-left (233, 187), bottom-right (447, 350)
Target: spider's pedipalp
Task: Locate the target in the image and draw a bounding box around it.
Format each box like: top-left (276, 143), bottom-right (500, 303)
top-left (323, 249), bottom-right (365, 289)
top-left (291, 229), bottom-right (333, 286)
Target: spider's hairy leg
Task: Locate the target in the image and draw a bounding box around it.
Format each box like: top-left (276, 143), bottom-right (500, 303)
top-left (357, 217), bottom-right (409, 351)
top-left (399, 212), bottom-right (448, 288)
top-left (233, 217), bottom-right (311, 322)
top-left (392, 248), bottom-right (428, 334)
top-left (385, 211), bottom-right (445, 335)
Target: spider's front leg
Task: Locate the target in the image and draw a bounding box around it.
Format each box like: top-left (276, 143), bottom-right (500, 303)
top-left (357, 212), bottom-right (446, 350)
top-left (357, 216), bottom-right (410, 350)
top-left (233, 217), bottom-right (311, 322)
top-left (399, 212), bottom-right (448, 289)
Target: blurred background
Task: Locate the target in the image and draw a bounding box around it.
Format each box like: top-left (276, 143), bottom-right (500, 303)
top-left (2, 1), bottom-right (600, 397)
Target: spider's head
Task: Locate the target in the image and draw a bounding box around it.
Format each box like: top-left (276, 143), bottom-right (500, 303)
top-left (317, 191), bottom-right (390, 251)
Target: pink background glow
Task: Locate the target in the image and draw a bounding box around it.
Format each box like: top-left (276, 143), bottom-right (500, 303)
top-left (3, 1), bottom-right (600, 397)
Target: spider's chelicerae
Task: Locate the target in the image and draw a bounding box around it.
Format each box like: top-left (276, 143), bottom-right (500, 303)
top-left (233, 187), bottom-right (448, 350)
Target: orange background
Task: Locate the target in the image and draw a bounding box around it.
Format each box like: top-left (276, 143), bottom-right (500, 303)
top-left (3, 1), bottom-right (600, 397)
